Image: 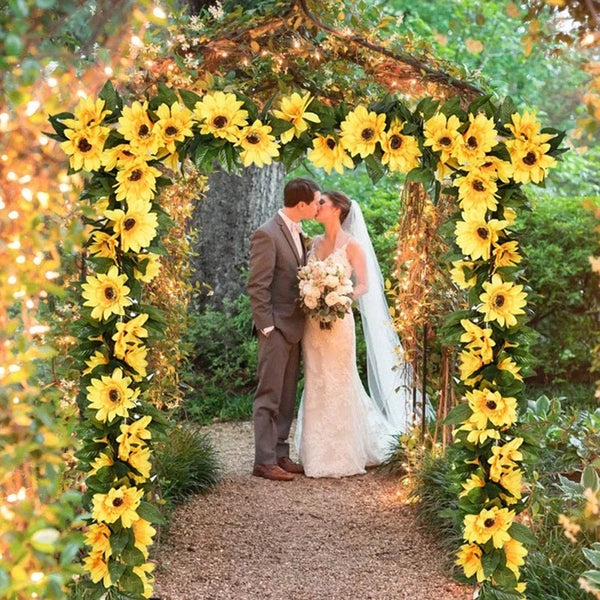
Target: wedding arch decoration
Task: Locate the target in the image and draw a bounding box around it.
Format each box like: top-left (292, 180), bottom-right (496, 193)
top-left (47, 79), bottom-right (564, 599)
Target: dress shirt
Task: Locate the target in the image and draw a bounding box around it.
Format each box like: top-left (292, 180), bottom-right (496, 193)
top-left (279, 210), bottom-right (304, 258)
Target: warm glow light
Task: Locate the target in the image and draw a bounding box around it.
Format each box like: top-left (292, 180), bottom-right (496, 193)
top-left (77, 90), bottom-right (87, 99)
top-left (0, 113), bottom-right (8, 131)
top-left (7, 171), bottom-right (17, 181)
top-left (8, 210), bottom-right (19, 219)
top-left (30, 572), bottom-right (44, 583)
top-left (7, 275), bottom-right (17, 284)
top-left (37, 192), bottom-right (50, 208)
top-left (22, 188), bottom-right (33, 202)
top-left (131, 35), bottom-right (143, 47)
top-left (45, 271), bottom-right (60, 280)
top-left (582, 32), bottom-right (595, 46)
top-left (153, 5), bottom-right (167, 18)
top-left (8, 238), bottom-right (20, 250)
top-left (59, 183), bottom-right (71, 193)
top-left (47, 77), bottom-right (58, 88)
top-left (16, 256), bottom-right (25, 264)
top-left (104, 66), bottom-right (114, 76)
top-left (29, 325), bottom-right (50, 335)
top-left (39, 135), bottom-right (49, 146)
top-left (26, 101), bottom-right (41, 116)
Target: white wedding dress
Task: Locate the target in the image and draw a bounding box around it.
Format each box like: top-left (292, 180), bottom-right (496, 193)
top-left (296, 238), bottom-right (397, 478)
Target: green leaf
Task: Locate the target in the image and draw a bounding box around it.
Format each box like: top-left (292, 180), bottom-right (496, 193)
top-left (443, 402), bottom-right (472, 425)
top-left (481, 549), bottom-right (501, 577)
top-left (110, 528), bottom-right (131, 556)
top-left (508, 521), bottom-right (536, 545)
top-left (119, 568), bottom-right (145, 595)
top-left (121, 543), bottom-right (146, 566)
top-left (582, 464), bottom-right (600, 492)
top-left (107, 559), bottom-right (127, 582)
top-left (178, 88), bottom-right (203, 111)
top-left (364, 155), bottom-right (386, 184)
top-left (155, 83), bottom-right (179, 106)
top-left (137, 500), bottom-right (166, 524)
top-left (98, 80), bottom-right (123, 118)
top-left (582, 547), bottom-right (600, 568)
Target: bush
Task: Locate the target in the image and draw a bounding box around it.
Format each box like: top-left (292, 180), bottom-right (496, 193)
top-left (154, 424), bottom-right (221, 508)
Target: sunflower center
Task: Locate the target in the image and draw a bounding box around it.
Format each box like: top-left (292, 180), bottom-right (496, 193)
top-left (389, 135), bottom-right (403, 150)
top-left (138, 123), bottom-right (150, 138)
top-left (361, 128), bottom-right (375, 142)
top-left (477, 226), bottom-right (489, 240)
top-left (439, 136), bottom-right (452, 147)
top-left (109, 388), bottom-right (121, 403)
top-left (246, 132), bottom-right (261, 145)
top-left (104, 286), bottom-right (116, 301)
top-left (213, 115), bottom-right (228, 128)
top-left (326, 138), bottom-right (336, 150)
top-left (482, 160), bottom-right (493, 168)
top-left (486, 400), bottom-right (497, 410)
top-left (522, 151), bottom-right (537, 166)
top-left (78, 137), bottom-right (93, 153)
top-left (484, 518), bottom-right (496, 528)
top-left (165, 125), bottom-right (178, 136)
top-left (472, 179), bottom-right (485, 192)
top-left (466, 135), bottom-right (479, 149)
top-left (112, 497), bottom-right (124, 507)
top-left (123, 150), bottom-right (134, 157)
top-left (129, 169), bottom-right (143, 182)
top-left (493, 293), bottom-right (506, 308)
top-left (124, 217), bottom-right (137, 231)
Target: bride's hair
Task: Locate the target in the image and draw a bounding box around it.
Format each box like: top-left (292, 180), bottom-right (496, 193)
top-left (324, 190), bottom-right (351, 223)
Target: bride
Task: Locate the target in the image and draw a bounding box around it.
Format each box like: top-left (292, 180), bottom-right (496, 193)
top-left (296, 190), bottom-right (411, 478)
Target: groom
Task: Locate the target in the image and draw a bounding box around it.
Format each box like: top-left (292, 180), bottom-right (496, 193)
top-left (247, 177), bottom-right (320, 481)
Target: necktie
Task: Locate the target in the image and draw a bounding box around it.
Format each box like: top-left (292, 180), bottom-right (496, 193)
top-left (289, 221), bottom-right (303, 257)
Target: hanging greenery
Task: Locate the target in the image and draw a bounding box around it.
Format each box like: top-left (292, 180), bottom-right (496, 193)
top-left (48, 78), bottom-right (565, 598)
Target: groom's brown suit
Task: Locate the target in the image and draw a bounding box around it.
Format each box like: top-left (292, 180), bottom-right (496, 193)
top-left (247, 213), bottom-right (306, 466)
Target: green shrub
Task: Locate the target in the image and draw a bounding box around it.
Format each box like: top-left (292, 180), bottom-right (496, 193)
top-left (154, 425), bottom-right (221, 508)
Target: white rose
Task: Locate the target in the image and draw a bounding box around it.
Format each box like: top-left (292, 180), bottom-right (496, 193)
top-left (304, 296), bottom-right (318, 310)
top-left (325, 291), bottom-right (341, 306)
top-left (324, 274), bottom-right (339, 288)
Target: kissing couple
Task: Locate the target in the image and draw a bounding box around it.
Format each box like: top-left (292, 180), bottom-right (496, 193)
top-left (247, 177), bottom-right (410, 480)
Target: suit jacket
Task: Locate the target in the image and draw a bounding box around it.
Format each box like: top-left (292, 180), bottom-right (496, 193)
top-left (247, 214), bottom-right (306, 344)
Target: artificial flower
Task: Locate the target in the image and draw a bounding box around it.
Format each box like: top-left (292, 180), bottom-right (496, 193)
top-left (380, 119), bottom-right (421, 173)
top-left (497, 356), bottom-right (524, 381)
top-left (456, 543), bottom-right (485, 581)
top-left (105, 201), bottom-right (159, 253)
top-left (450, 260), bottom-right (476, 289)
top-left (132, 517), bottom-right (156, 558)
top-left (493, 240), bottom-right (522, 268)
top-left (134, 253), bottom-right (162, 282)
top-left (478, 274), bottom-right (527, 328)
top-left (459, 473), bottom-right (486, 498)
top-left (505, 138), bottom-right (557, 184)
top-left (504, 537), bottom-right (528, 576)
top-left (86, 367), bottom-right (138, 422)
top-left (101, 144), bottom-right (141, 171)
top-left (118, 100), bottom-right (162, 155)
top-left (423, 113), bottom-right (462, 163)
top-left (506, 110), bottom-right (552, 144)
top-left (81, 265), bottom-right (132, 321)
top-left (467, 388), bottom-right (518, 429)
top-left (113, 314), bottom-right (150, 357)
top-left (88, 230), bottom-right (119, 259)
top-left (83, 350), bottom-right (110, 375)
top-left (84, 523), bottom-right (112, 557)
top-left (458, 350), bottom-right (484, 384)
top-left (155, 101), bottom-right (194, 153)
top-left (236, 119), bottom-right (280, 167)
top-left (133, 562), bottom-right (155, 598)
top-left (60, 125), bottom-right (110, 172)
top-left (83, 549), bottom-right (112, 587)
top-left (307, 135), bottom-right (354, 174)
top-left (272, 92), bottom-right (320, 144)
top-left (127, 445), bottom-right (152, 482)
top-left (455, 170), bottom-right (498, 215)
top-left (117, 415), bottom-right (152, 458)
top-left (457, 416), bottom-right (501, 445)
top-left (339, 105), bottom-right (386, 158)
top-left (92, 485), bottom-right (144, 527)
top-left (455, 212), bottom-right (508, 260)
top-left (114, 158), bottom-right (162, 203)
top-left (89, 452), bottom-right (114, 476)
top-left (194, 91), bottom-right (249, 143)
top-left (463, 506), bottom-right (515, 548)
top-left (63, 97), bottom-right (111, 130)
top-left (124, 344), bottom-right (148, 377)
top-left (454, 112), bottom-right (498, 164)
top-left (460, 319), bottom-right (496, 363)
top-left (499, 468), bottom-right (523, 501)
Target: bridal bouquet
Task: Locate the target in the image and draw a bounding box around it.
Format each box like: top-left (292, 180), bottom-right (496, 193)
top-left (298, 256), bottom-right (354, 329)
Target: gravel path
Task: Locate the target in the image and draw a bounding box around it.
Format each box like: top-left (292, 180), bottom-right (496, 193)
top-left (153, 421), bottom-right (474, 600)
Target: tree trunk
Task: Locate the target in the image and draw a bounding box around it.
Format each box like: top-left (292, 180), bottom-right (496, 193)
top-left (191, 163), bottom-right (286, 307)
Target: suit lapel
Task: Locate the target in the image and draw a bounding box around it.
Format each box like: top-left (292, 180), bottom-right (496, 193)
top-left (276, 214), bottom-right (302, 266)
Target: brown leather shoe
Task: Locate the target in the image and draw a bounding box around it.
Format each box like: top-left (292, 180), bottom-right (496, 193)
top-left (252, 463), bottom-right (294, 481)
top-left (277, 456), bottom-right (304, 474)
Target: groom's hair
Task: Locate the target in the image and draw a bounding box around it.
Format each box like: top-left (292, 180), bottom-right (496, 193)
top-left (324, 190), bottom-right (351, 223)
top-left (283, 178), bottom-right (320, 207)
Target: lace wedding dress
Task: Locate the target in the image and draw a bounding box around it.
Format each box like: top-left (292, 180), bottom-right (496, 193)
top-left (295, 238), bottom-right (397, 478)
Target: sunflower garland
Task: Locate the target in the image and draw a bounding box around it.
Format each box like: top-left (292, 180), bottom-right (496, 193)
top-left (49, 81), bottom-right (565, 598)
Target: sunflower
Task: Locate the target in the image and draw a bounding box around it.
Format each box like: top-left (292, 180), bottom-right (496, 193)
top-left (497, 356), bottom-right (523, 381)
top-left (92, 485), bottom-right (144, 527)
top-left (83, 350), bottom-right (110, 375)
top-left (118, 100), bottom-right (162, 155)
top-left (117, 415), bottom-right (152, 458)
top-left (458, 350), bottom-right (484, 384)
top-left (82, 265), bottom-right (132, 321)
top-left (307, 134), bottom-right (354, 174)
top-left (89, 452), bottom-right (114, 476)
top-left (193, 91), bottom-right (249, 143)
top-left (504, 537), bottom-right (528, 576)
top-left (423, 113), bottom-right (462, 162)
top-left (132, 517), bottom-right (156, 558)
top-left (63, 96), bottom-right (111, 130)
top-left (113, 314), bottom-right (149, 357)
top-left (380, 119), bottom-right (422, 173)
top-left (272, 92), bottom-right (320, 144)
top-left (155, 101), bottom-right (194, 153)
top-left (455, 212), bottom-right (508, 260)
top-left (339, 105), bottom-right (386, 158)
top-left (506, 110), bottom-right (552, 144)
top-left (105, 201), bottom-right (158, 253)
top-left (459, 473), bottom-right (486, 498)
top-left (114, 158), bottom-right (162, 203)
top-left (472, 155), bottom-right (513, 183)
top-left (489, 437), bottom-right (523, 472)
top-left (124, 344), bottom-right (148, 377)
top-left (478, 274), bottom-right (527, 328)
top-left (101, 144), bottom-right (141, 171)
top-left (128, 446), bottom-right (152, 482)
top-left (460, 319), bottom-right (495, 363)
top-left (457, 416), bottom-right (501, 445)
top-left (86, 367), bottom-right (138, 422)
top-left (84, 523), bottom-right (112, 557)
top-left (493, 241), bottom-right (522, 268)
top-left (455, 113), bottom-right (498, 164)
top-left (82, 549), bottom-right (112, 587)
top-left (456, 543), bottom-right (485, 582)
top-left (467, 388), bottom-right (518, 429)
top-left (499, 468), bottom-right (523, 501)
top-left (88, 230), bottom-right (119, 259)
top-left (236, 119), bottom-right (280, 167)
top-left (133, 562), bottom-right (155, 598)
top-left (455, 170), bottom-right (498, 216)
top-left (450, 260), bottom-right (476, 290)
top-left (505, 138), bottom-right (557, 184)
top-left (463, 506), bottom-right (515, 548)
top-left (134, 253), bottom-right (161, 282)
top-left (60, 125), bottom-right (110, 172)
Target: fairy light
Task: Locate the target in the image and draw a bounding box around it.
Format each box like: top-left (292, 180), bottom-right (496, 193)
top-left (45, 271), bottom-right (60, 280)
top-left (131, 35), bottom-right (143, 47)
top-left (25, 101), bottom-right (40, 117)
top-left (7, 171), bottom-right (17, 181)
top-left (0, 113), bottom-right (8, 131)
top-left (47, 77), bottom-right (57, 88)
top-left (8, 211), bottom-right (19, 220)
top-left (22, 188), bottom-right (33, 202)
top-left (58, 183), bottom-right (71, 193)
top-left (153, 5), bottom-right (167, 18)
top-left (30, 572), bottom-right (44, 583)
top-left (104, 66), bottom-right (114, 76)
top-left (77, 90), bottom-right (87, 99)
top-left (39, 135), bottom-right (49, 146)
